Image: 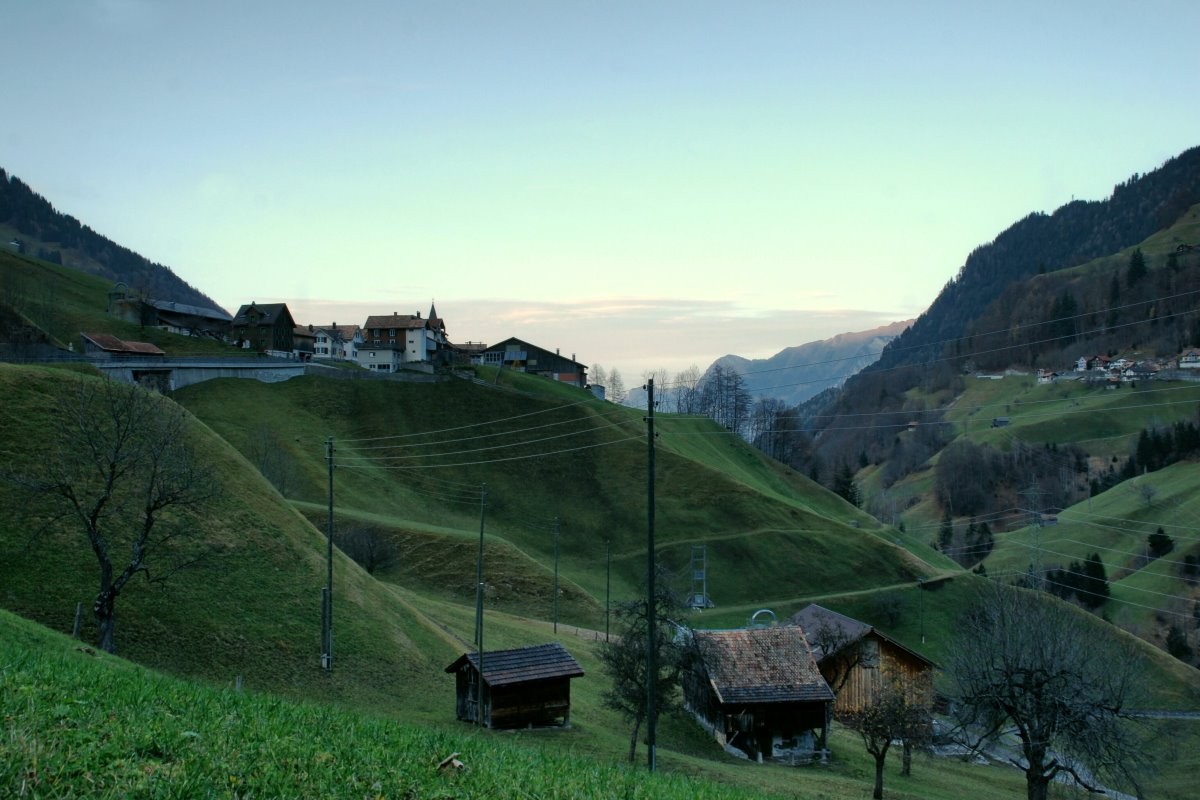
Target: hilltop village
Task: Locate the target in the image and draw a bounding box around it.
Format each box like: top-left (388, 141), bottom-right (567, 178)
top-left (99, 291), bottom-right (594, 391)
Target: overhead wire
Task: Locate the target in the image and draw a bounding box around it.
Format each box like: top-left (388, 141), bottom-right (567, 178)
top-left (656, 286), bottom-right (1200, 392)
top-left (347, 406), bottom-right (633, 452)
top-left (336, 433), bottom-right (644, 471)
top-left (339, 419), bottom-right (637, 464)
top-left (339, 398), bottom-right (595, 444)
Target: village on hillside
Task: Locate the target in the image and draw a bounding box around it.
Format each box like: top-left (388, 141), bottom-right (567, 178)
top-left (88, 286), bottom-right (598, 395)
top-left (973, 349), bottom-right (1200, 387)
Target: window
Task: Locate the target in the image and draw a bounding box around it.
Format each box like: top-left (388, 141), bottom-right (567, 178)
top-left (861, 638), bottom-right (880, 669)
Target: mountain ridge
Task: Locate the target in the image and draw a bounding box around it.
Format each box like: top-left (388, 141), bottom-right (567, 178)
top-left (0, 167), bottom-right (224, 313)
top-left (712, 319), bottom-right (913, 406)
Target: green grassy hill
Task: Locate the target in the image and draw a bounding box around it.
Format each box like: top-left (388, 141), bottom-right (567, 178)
top-left (0, 248), bottom-right (235, 356)
top-left (172, 371), bottom-right (933, 628)
top-left (3, 247), bottom-right (1200, 797)
top-left (0, 364), bottom-right (460, 719)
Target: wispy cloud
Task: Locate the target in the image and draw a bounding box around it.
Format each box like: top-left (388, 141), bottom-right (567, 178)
top-left (281, 294), bottom-right (913, 376)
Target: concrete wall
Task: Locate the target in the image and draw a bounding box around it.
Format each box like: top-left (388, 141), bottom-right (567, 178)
top-left (94, 359), bottom-right (307, 390)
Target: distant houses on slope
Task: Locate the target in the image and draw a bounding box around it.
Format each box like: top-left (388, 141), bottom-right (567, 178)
top-left (974, 350), bottom-right (1195, 386)
top-left (103, 289), bottom-right (592, 390)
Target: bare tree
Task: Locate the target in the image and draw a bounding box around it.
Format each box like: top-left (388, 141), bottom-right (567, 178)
top-left (805, 620), bottom-right (862, 697)
top-left (336, 524), bottom-right (399, 575)
top-left (18, 377), bottom-right (214, 653)
top-left (599, 565), bottom-right (687, 763)
top-left (948, 583), bottom-right (1150, 800)
top-left (246, 423), bottom-right (296, 496)
top-left (607, 368), bottom-right (627, 405)
top-left (673, 364), bottom-right (702, 414)
top-left (846, 676), bottom-right (931, 800)
top-left (590, 363), bottom-right (608, 389)
top-left (641, 367), bottom-right (671, 401)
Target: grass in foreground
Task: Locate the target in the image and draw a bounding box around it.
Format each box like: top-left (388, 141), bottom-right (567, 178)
top-left (0, 610), bottom-right (769, 800)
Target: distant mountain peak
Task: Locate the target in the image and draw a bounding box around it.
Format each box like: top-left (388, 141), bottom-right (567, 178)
top-left (709, 319), bottom-right (914, 407)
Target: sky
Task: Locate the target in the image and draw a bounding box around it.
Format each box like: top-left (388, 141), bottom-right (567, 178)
top-left (4, 1), bottom-right (1199, 378)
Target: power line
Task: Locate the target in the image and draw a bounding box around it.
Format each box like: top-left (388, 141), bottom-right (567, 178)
top-left (339, 420), bottom-right (634, 464)
top-left (336, 433), bottom-right (643, 470)
top-left (346, 407), bottom-right (633, 451)
top-left (657, 286), bottom-right (1200, 392)
top-left (339, 398), bottom-right (595, 444)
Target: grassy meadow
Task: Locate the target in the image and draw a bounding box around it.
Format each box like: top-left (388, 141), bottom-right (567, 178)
top-left (2, 247), bottom-right (1200, 798)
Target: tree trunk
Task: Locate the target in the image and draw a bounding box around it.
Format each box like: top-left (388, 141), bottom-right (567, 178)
top-left (93, 588), bottom-right (116, 654)
top-left (873, 753), bottom-right (886, 800)
top-left (627, 713), bottom-right (643, 763)
top-left (1025, 745), bottom-right (1050, 800)
top-left (901, 740), bottom-right (912, 776)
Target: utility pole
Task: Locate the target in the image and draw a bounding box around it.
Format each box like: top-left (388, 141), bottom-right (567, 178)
top-left (917, 578), bottom-right (926, 644)
top-left (1020, 482), bottom-right (1046, 591)
top-left (553, 516), bottom-right (560, 635)
top-left (605, 537), bottom-right (611, 642)
top-left (475, 483), bottom-right (488, 726)
top-left (323, 436), bottom-right (334, 672)
top-left (645, 377), bottom-right (657, 772)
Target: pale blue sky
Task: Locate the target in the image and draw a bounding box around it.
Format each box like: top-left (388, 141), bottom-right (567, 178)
top-left (4, 1), bottom-right (1198, 376)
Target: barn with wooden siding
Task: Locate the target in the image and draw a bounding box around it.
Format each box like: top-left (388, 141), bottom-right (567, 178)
top-left (684, 626), bottom-right (833, 764)
top-left (788, 604), bottom-right (935, 718)
top-left (444, 642), bottom-right (584, 730)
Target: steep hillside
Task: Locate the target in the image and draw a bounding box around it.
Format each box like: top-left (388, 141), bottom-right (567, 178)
top-left (0, 248), bottom-right (235, 357)
top-left (172, 370), bottom-right (935, 623)
top-left (806, 200), bottom-right (1200, 484)
top-left (711, 319), bottom-right (913, 406)
top-left (867, 145), bottom-right (1200, 373)
top-left (0, 167), bottom-right (223, 312)
top-left (0, 364), bottom-right (459, 718)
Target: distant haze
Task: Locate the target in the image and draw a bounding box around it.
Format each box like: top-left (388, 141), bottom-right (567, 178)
top-left (712, 320), bottom-right (914, 407)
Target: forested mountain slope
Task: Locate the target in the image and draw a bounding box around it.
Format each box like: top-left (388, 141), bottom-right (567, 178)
top-left (867, 146), bottom-right (1200, 373)
top-left (0, 167), bottom-right (222, 311)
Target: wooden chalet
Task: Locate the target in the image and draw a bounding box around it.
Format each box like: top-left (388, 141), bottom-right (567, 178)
top-left (685, 626), bottom-right (833, 764)
top-left (444, 642), bottom-right (584, 730)
top-left (477, 337), bottom-right (588, 388)
top-left (231, 302), bottom-right (295, 354)
top-left (788, 604), bottom-right (935, 718)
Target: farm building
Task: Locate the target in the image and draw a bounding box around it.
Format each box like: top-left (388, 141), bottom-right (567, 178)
top-left (444, 642), bottom-right (584, 730)
top-left (788, 604), bottom-right (935, 718)
top-left (684, 626), bottom-right (833, 764)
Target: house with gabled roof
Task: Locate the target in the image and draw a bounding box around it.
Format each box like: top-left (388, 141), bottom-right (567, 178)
top-left (684, 626), bottom-right (833, 763)
top-left (788, 604), bottom-right (935, 719)
top-left (444, 642), bottom-right (584, 729)
top-left (361, 304), bottom-right (448, 370)
top-left (231, 302), bottom-right (295, 355)
top-left (314, 323), bottom-right (363, 362)
top-left (478, 337), bottom-right (588, 388)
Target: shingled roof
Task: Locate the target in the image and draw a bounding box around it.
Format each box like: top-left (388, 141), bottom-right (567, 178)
top-left (363, 313), bottom-right (429, 331)
top-left (444, 642), bottom-right (584, 688)
top-left (692, 627), bottom-right (833, 705)
top-left (788, 603), bottom-right (936, 667)
top-left (787, 604), bottom-right (872, 661)
top-left (80, 332), bottom-right (165, 356)
top-left (231, 302), bottom-right (292, 327)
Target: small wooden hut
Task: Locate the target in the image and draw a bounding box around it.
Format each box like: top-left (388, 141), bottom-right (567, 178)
top-left (444, 642), bottom-right (584, 729)
top-left (684, 626), bottom-right (833, 763)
